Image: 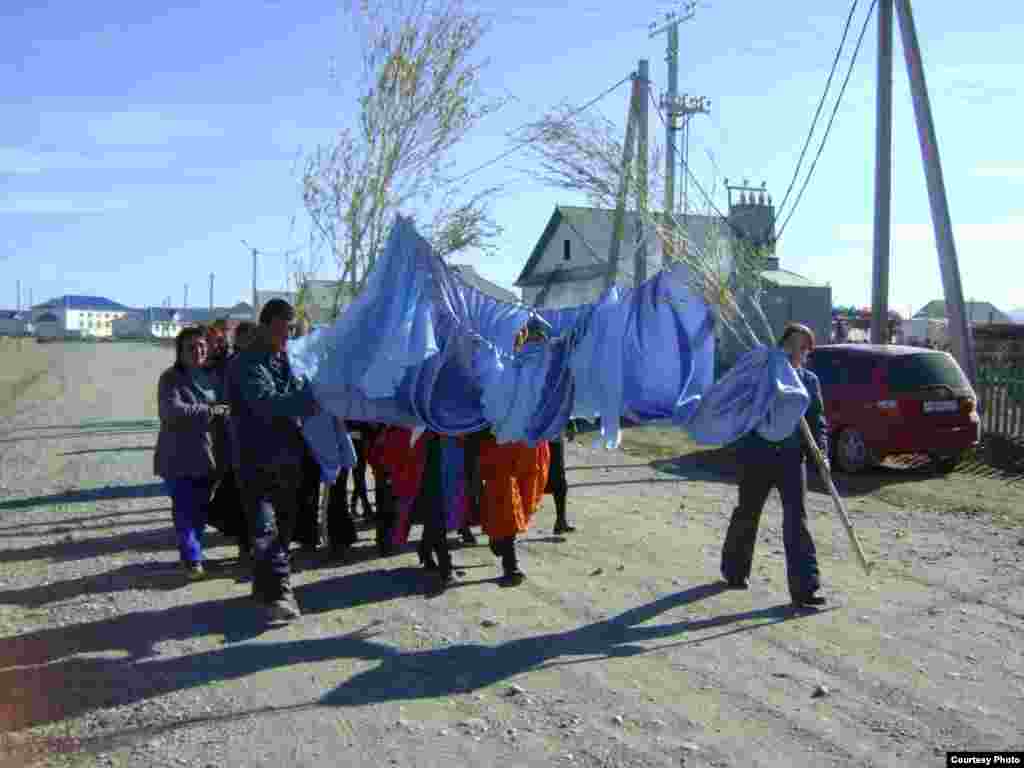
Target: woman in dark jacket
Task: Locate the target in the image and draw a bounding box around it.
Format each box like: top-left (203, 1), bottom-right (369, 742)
top-left (153, 326), bottom-right (229, 579)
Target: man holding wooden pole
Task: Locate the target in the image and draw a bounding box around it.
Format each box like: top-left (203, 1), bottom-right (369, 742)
top-left (720, 322), bottom-right (831, 609)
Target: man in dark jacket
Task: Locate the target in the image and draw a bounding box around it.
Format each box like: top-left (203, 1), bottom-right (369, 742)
top-left (720, 322), bottom-right (830, 609)
top-left (228, 300), bottom-right (318, 623)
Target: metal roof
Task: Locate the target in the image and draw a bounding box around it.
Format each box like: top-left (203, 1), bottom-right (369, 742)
top-left (36, 295), bottom-right (129, 310)
top-left (915, 299), bottom-right (1011, 324)
top-left (761, 269), bottom-right (825, 288)
top-left (449, 264), bottom-right (519, 304)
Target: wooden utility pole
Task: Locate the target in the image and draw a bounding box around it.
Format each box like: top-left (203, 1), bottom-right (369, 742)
top-left (635, 59), bottom-right (650, 290)
top-left (606, 73), bottom-right (640, 293)
top-left (894, 0), bottom-right (976, 386)
top-left (870, 0), bottom-right (893, 345)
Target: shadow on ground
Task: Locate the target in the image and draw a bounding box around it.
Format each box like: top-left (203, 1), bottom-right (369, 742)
top-left (0, 526), bottom-right (179, 566)
top-left (649, 434), bottom-right (1024, 499)
top-left (58, 446), bottom-right (155, 457)
top-left (0, 482), bottom-right (166, 513)
top-left (0, 577), bottom-right (820, 746)
top-left (0, 506), bottom-right (168, 533)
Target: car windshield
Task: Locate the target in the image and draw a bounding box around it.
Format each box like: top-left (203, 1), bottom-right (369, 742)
top-left (886, 352), bottom-right (970, 394)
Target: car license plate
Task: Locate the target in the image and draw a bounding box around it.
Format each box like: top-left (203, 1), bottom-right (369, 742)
top-left (923, 400), bottom-right (958, 414)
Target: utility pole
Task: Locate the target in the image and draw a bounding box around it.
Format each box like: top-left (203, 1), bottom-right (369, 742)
top-left (676, 94), bottom-right (711, 216)
top-left (894, 0), bottom-right (976, 386)
top-left (606, 72), bottom-right (640, 293)
top-left (650, 2), bottom-right (696, 218)
top-left (209, 273), bottom-right (214, 313)
top-left (635, 59), bottom-right (650, 289)
top-left (242, 240), bottom-right (259, 320)
top-left (871, 0), bottom-right (894, 345)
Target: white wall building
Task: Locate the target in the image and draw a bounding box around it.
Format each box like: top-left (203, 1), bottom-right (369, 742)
top-left (30, 295), bottom-right (130, 338)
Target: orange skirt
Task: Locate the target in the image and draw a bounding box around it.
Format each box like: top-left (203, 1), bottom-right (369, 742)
top-left (477, 437), bottom-right (549, 540)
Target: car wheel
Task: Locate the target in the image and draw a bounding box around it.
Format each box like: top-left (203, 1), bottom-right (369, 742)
top-left (835, 428), bottom-right (871, 474)
top-left (929, 452), bottom-right (961, 475)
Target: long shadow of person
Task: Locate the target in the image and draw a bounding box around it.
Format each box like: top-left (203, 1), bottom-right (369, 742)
top-left (0, 577), bottom-right (813, 739)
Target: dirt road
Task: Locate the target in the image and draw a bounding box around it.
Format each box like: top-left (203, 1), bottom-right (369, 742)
top-left (1, 342), bottom-right (1021, 767)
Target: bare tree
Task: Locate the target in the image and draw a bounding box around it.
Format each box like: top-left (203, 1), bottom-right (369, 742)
top-left (515, 95), bottom-right (774, 347)
top-left (303, 0), bottom-right (508, 318)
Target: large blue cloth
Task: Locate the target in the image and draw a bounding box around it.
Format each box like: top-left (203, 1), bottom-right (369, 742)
top-left (682, 345), bottom-right (810, 446)
top-left (290, 215), bottom-right (808, 461)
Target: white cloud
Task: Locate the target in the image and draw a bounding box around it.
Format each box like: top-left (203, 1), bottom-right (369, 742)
top-left (0, 146), bottom-right (175, 174)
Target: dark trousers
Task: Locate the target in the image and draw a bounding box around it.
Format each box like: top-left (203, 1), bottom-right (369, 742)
top-left (415, 438), bottom-right (451, 574)
top-left (374, 476), bottom-right (397, 555)
top-left (721, 437), bottom-right (821, 598)
top-left (208, 469), bottom-right (250, 551)
top-left (326, 469), bottom-right (359, 554)
top-left (490, 536), bottom-right (520, 574)
top-left (350, 438), bottom-right (373, 517)
top-left (547, 438), bottom-right (568, 522)
top-left (244, 463), bottom-right (303, 602)
top-left (463, 431), bottom-right (483, 523)
top-left (293, 448), bottom-right (322, 549)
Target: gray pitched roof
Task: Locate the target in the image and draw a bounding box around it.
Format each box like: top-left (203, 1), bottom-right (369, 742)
top-left (516, 205), bottom-right (730, 288)
top-left (449, 264), bottom-right (519, 304)
top-left (915, 300), bottom-right (1011, 324)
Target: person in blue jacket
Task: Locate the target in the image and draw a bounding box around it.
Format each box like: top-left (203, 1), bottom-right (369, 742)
top-left (228, 299), bottom-right (319, 623)
top-left (720, 322), bottom-right (830, 609)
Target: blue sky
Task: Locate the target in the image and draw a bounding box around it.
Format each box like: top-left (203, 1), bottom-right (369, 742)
top-left (4, 1), bottom-right (1023, 317)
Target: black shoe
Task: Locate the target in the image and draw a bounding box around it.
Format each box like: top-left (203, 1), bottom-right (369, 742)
top-left (553, 521), bottom-right (576, 535)
top-left (723, 577), bottom-right (749, 590)
top-left (792, 592), bottom-right (827, 609)
top-left (459, 529), bottom-right (478, 546)
top-left (499, 569), bottom-right (526, 587)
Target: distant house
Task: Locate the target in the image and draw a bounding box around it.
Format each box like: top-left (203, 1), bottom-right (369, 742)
top-left (0, 311), bottom-right (27, 336)
top-left (514, 205), bottom-right (674, 309)
top-left (516, 197), bottom-right (830, 367)
top-left (30, 295), bottom-right (131, 338)
top-left (915, 300), bottom-right (1012, 326)
top-left (113, 305), bottom-right (253, 340)
top-left (449, 264), bottom-right (519, 304)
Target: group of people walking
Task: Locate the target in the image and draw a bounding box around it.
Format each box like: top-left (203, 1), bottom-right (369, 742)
top-left (155, 301), bottom-right (830, 623)
top-left (153, 299), bottom-right (578, 623)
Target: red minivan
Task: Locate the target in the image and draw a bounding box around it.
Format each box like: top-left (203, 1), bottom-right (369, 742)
top-left (806, 344), bottom-right (980, 473)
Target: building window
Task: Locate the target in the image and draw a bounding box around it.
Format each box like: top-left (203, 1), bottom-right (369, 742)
top-left (563, 239), bottom-right (571, 261)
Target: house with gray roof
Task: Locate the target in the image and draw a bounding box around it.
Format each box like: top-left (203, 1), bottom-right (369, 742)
top-left (30, 295), bottom-right (132, 338)
top-left (915, 299), bottom-right (1011, 326)
top-left (517, 196), bottom-right (831, 368)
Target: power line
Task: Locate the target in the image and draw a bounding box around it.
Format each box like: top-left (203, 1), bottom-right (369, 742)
top-left (449, 74), bottom-right (634, 184)
top-left (775, 0), bottom-right (860, 223)
top-left (775, 0), bottom-right (877, 242)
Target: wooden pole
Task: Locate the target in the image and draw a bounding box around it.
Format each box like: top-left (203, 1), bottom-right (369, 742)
top-left (799, 418), bottom-right (872, 575)
top-left (605, 74), bottom-right (640, 293)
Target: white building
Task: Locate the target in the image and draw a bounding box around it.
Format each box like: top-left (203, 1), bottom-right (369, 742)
top-left (112, 307), bottom-right (221, 339)
top-left (30, 295), bottom-right (131, 338)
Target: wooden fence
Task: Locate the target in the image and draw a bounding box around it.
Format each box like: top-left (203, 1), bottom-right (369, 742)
top-left (976, 369), bottom-right (1024, 438)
